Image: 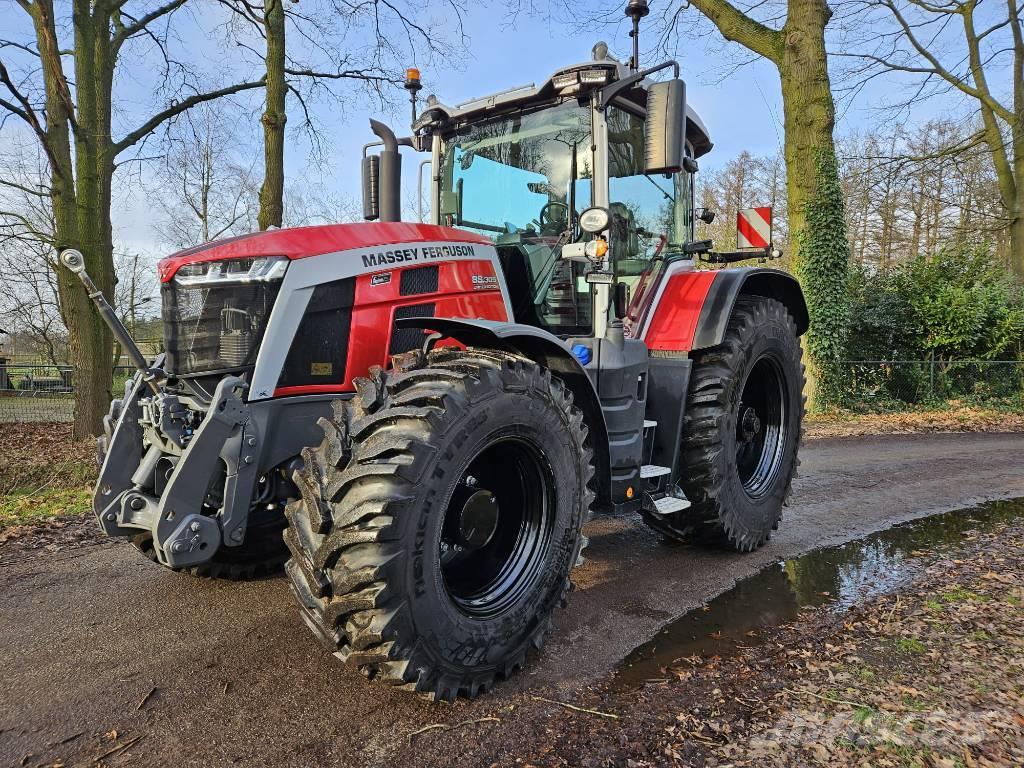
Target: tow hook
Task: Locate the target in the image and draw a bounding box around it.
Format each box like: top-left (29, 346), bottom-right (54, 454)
top-left (161, 514), bottom-right (220, 567)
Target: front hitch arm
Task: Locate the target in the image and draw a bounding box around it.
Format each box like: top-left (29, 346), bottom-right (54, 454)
top-left (59, 248), bottom-right (163, 393)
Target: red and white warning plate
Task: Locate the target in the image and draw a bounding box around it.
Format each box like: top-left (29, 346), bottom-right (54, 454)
top-left (737, 207), bottom-right (772, 250)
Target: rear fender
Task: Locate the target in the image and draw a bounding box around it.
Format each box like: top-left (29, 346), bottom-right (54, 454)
top-left (692, 267), bottom-right (808, 350)
top-left (642, 265), bottom-right (808, 352)
top-left (395, 316), bottom-right (611, 505)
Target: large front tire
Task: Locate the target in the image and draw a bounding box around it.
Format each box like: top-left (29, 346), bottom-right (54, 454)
top-left (284, 349), bottom-right (594, 700)
top-left (643, 296), bottom-right (804, 551)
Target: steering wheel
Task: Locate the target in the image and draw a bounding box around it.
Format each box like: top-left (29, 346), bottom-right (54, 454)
top-left (539, 201), bottom-right (572, 234)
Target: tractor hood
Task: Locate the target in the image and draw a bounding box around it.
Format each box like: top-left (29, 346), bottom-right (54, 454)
top-left (158, 222), bottom-right (491, 283)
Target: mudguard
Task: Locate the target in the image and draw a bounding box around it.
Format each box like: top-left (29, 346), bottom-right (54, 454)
top-left (693, 267), bottom-right (808, 350)
top-left (642, 265), bottom-right (808, 352)
top-left (395, 316), bottom-right (612, 505)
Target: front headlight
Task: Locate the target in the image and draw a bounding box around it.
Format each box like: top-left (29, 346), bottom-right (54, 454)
top-left (173, 256), bottom-right (288, 287)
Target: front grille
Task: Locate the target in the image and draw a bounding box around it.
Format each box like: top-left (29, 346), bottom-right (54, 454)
top-left (162, 281), bottom-right (280, 376)
top-left (399, 265), bottom-right (439, 296)
top-left (389, 303), bottom-right (435, 355)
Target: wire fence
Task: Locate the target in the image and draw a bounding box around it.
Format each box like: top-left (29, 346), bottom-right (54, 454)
top-left (0, 364), bottom-right (137, 423)
top-left (0, 360), bottom-right (1021, 424)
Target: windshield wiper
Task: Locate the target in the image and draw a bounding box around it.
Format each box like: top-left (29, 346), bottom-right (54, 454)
top-left (643, 174), bottom-right (674, 202)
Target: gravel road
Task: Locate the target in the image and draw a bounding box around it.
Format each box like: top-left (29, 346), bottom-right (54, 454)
top-left (1, 432), bottom-right (1022, 767)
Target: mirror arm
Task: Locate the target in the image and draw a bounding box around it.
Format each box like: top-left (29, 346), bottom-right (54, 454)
top-left (598, 60), bottom-right (680, 110)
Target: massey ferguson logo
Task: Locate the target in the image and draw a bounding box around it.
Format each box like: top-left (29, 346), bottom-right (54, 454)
top-left (361, 244), bottom-right (477, 269)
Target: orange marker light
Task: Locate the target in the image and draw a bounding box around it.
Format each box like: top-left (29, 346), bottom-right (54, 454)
top-left (626, 486), bottom-right (634, 499)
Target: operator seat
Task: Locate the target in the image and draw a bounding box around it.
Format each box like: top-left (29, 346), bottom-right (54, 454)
top-left (609, 202), bottom-right (648, 288)
top-left (609, 202), bottom-right (639, 263)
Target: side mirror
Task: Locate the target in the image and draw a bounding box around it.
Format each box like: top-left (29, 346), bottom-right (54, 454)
top-left (614, 281), bottom-right (631, 319)
top-left (362, 154), bottom-right (380, 221)
top-left (697, 208), bottom-right (716, 224)
top-left (645, 78), bottom-right (686, 175)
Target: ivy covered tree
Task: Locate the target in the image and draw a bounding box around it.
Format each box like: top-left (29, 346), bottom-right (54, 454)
top-left (651, 0), bottom-right (852, 404)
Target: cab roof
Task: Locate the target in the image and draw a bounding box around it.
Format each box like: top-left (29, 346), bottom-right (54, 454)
top-left (415, 44), bottom-right (713, 159)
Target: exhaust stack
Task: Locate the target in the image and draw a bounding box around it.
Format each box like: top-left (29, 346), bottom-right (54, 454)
top-left (368, 119), bottom-right (402, 222)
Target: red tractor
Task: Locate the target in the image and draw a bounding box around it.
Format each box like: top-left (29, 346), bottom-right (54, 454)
top-left (65, 8), bottom-right (806, 701)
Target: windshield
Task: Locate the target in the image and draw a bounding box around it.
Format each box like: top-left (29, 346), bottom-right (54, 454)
top-left (440, 101), bottom-right (592, 234)
top-left (440, 102), bottom-right (594, 335)
top-left (607, 104), bottom-right (693, 277)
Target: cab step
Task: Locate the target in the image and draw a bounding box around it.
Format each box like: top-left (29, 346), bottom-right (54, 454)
top-left (640, 464), bottom-right (671, 479)
top-left (651, 495), bottom-right (691, 515)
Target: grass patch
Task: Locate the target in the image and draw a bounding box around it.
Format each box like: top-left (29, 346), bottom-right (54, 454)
top-left (855, 665), bottom-right (877, 682)
top-left (895, 637), bottom-right (927, 654)
top-left (0, 422), bottom-right (95, 531)
top-left (0, 485), bottom-right (92, 529)
top-left (940, 586), bottom-right (989, 604)
top-left (853, 706), bottom-right (875, 725)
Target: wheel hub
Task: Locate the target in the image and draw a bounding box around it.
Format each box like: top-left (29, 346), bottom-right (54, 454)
top-left (735, 356), bottom-right (788, 499)
top-left (739, 405), bottom-right (762, 442)
top-left (439, 437), bottom-right (554, 619)
top-left (453, 489), bottom-right (499, 549)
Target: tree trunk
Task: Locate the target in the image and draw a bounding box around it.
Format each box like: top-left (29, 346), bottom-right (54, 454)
top-left (777, 0), bottom-right (839, 269)
top-left (689, 0), bottom-right (850, 404)
top-left (31, 0), bottom-right (112, 438)
top-left (66, 0), bottom-right (115, 437)
top-left (1012, 210), bottom-right (1024, 279)
top-left (258, 0), bottom-right (286, 231)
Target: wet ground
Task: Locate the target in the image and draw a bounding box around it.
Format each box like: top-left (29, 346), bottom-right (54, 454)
top-left (1, 431), bottom-right (1023, 767)
top-left (615, 497), bottom-right (1024, 689)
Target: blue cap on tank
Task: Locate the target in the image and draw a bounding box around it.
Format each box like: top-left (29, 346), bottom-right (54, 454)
top-left (570, 343), bottom-right (592, 366)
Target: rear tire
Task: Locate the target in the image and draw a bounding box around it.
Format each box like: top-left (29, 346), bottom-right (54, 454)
top-left (284, 349), bottom-right (594, 700)
top-left (643, 296), bottom-right (804, 551)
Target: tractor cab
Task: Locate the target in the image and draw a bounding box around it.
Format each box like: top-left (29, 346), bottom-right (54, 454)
top-left (364, 43), bottom-right (714, 341)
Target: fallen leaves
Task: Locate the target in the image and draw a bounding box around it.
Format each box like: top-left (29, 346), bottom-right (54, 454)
top-left (805, 406), bottom-right (1024, 439)
top-left (711, 522), bottom-right (1024, 766)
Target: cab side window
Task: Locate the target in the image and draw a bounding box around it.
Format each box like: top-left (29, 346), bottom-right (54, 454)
top-left (606, 105), bottom-right (694, 279)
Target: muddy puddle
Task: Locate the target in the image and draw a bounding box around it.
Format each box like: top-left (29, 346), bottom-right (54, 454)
top-left (614, 497), bottom-right (1024, 689)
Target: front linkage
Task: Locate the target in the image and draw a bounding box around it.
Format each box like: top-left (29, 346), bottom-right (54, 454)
top-left (96, 372), bottom-right (256, 568)
top-left (62, 250), bottom-right (287, 573)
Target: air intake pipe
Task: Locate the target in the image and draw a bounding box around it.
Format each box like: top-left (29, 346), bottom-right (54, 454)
top-left (368, 119), bottom-right (402, 222)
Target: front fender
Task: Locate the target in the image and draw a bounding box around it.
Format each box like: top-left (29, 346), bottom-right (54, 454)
top-left (395, 317), bottom-right (612, 506)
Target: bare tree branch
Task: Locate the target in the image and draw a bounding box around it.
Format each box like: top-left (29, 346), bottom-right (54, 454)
top-left (114, 79), bottom-right (266, 153)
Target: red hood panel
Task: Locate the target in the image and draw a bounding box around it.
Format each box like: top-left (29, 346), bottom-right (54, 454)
top-left (158, 222), bottom-right (492, 282)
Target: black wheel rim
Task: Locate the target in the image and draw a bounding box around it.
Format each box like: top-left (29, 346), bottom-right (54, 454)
top-left (735, 354), bottom-right (788, 499)
top-left (440, 436), bottom-right (555, 619)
